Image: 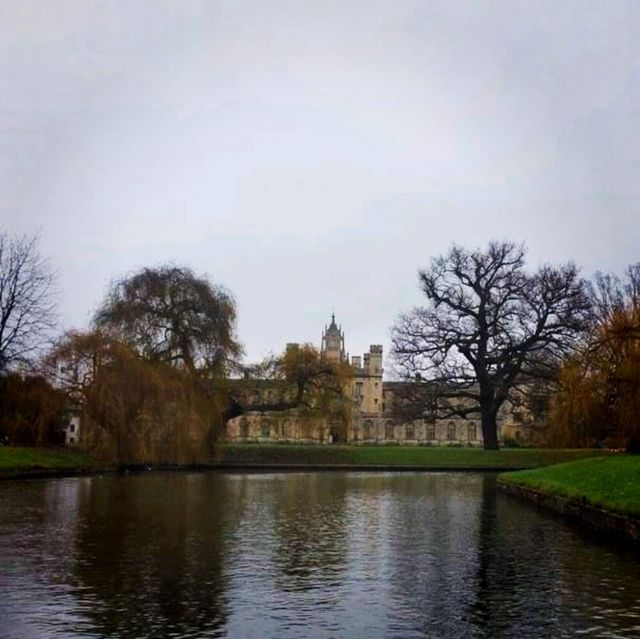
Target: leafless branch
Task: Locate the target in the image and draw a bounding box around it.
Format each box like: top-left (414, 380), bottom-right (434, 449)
top-left (0, 231), bottom-right (58, 372)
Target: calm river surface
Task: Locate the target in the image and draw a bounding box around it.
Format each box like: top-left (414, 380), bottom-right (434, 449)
top-left (1, 471), bottom-right (639, 638)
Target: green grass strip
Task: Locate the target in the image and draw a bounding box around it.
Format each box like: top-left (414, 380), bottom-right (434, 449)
top-left (500, 455), bottom-right (640, 517)
top-left (0, 447), bottom-right (100, 472)
top-left (220, 444), bottom-right (607, 469)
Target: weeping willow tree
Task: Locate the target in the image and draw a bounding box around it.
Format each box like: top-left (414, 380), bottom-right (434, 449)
top-left (46, 265), bottom-right (242, 465)
top-left (548, 265), bottom-right (640, 452)
top-left (94, 265), bottom-right (241, 377)
top-left (47, 331), bottom-right (229, 464)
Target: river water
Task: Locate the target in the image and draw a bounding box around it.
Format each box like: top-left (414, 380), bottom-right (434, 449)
top-left (0, 471), bottom-right (639, 638)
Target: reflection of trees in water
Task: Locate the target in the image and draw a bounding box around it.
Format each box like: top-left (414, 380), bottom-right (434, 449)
top-left (381, 473), bottom-right (640, 638)
top-left (470, 475), bottom-right (640, 637)
top-left (383, 474), bottom-right (484, 637)
top-left (468, 475), bottom-right (541, 637)
top-left (8, 471), bottom-right (640, 638)
top-left (266, 474), bottom-right (350, 592)
top-left (468, 474), bottom-right (564, 636)
top-left (70, 473), bottom-right (245, 637)
top-left (469, 475), bottom-right (579, 636)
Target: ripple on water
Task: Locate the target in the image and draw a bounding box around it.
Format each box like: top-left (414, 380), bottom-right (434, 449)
top-left (0, 472), bottom-right (639, 638)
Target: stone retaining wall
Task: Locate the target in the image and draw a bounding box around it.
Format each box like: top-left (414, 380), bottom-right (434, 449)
top-left (498, 480), bottom-right (640, 542)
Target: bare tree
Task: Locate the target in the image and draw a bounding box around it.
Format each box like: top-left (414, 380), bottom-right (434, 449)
top-left (588, 263), bottom-right (640, 339)
top-left (0, 232), bottom-right (57, 373)
top-left (391, 241), bottom-right (591, 449)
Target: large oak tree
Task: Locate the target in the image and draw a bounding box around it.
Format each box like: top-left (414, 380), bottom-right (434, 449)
top-left (391, 241), bottom-right (591, 449)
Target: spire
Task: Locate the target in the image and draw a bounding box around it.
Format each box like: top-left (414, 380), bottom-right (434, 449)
top-left (321, 310), bottom-right (346, 362)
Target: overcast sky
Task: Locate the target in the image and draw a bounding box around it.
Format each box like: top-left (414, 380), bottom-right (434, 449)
top-left (1, 1), bottom-right (639, 365)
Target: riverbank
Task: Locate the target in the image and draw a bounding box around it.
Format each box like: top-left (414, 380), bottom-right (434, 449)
top-left (216, 444), bottom-right (607, 471)
top-left (0, 447), bottom-right (106, 479)
top-left (0, 444), bottom-right (610, 479)
top-left (498, 455), bottom-right (640, 541)
top-left (499, 455), bottom-right (640, 516)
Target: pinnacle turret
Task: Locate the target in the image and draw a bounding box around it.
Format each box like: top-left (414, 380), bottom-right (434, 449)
top-left (321, 312), bottom-right (346, 362)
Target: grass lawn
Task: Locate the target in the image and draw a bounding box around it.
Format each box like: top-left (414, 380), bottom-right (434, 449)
top-left (219, 444), bottom-right (608, 470)
top-left (0, 444), bottom-right (614, 476)
top-left (0, 446), bottom-right (101, 473)
top-left (499, 455), bottom-right (640, 517)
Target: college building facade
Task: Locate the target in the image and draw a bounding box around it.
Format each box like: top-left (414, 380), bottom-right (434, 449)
top-left (225, 314), bottom-right (535, 446)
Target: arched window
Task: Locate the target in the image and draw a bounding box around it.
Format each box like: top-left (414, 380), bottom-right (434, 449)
top-left (261, 422), bottom-right (270, 438)
top-left (447, 422), bottom-right (456, 440)
top-left (385, 422), bottom-right (395, 440)
top-left (426, 423), bottom-right (436, 440)
top-left (467, 423), bottom-right (477, 441)
top-left (405, 424), bottom-right (415, 440)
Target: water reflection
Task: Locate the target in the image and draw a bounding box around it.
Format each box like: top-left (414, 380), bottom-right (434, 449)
top-left (0, 472), bottom-right (639, 638)
top-left (71, 473), bottom-right (236, 637)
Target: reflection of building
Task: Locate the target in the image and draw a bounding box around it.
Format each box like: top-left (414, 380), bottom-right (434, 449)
top-left (226, 314), bottom-right (538, 446)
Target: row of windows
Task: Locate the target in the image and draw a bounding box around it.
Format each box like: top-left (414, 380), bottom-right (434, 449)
top-left (366, 422), bottom-right (477, 441)
top-left (239, 421), bottom-right (478, 441)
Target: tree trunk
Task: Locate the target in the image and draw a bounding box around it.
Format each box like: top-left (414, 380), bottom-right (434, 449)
top-left (481, 404), bottom-right (500, 450)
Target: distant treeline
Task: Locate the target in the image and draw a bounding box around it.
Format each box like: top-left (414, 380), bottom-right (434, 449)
top-left (1, 231), bottom-right (639, 458)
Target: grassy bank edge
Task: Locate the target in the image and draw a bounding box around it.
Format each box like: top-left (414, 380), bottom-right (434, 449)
top-left (0, 444), bottom-right (611, 479)
top-left (498, 455), bottom-right (640, 517)
top-left (217, 444), bottom-right (608, 470)
top-left (0, 447), bottom-right (106, 476)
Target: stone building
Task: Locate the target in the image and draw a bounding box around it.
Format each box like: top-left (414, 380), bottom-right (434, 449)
top-left (225, 314), bottom-right (535, 446)
top-left (64, 411), bottom-right (82, 446)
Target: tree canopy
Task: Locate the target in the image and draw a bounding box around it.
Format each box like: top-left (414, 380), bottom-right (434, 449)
top-left (46, 329), bottom-right (228, 464)
top-left (94, 265), bottom-right (241, 376)
top-left (236, 343), bottom-right (354, 437)
top-left (391, 241), bottom-right (591, 449)
top-left (548, 264), bottom-right (640, 451)
top-left (0, 373), bottom-right (67, 446)
top-left (44, 264), bottom-right (242, 464)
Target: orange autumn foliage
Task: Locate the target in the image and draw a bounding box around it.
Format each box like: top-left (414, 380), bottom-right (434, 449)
top-left (549, 296), bottom-right (640, 451)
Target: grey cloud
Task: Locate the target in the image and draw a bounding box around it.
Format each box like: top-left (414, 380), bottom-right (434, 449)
top-left (1, 0), bottom-right (638, 361)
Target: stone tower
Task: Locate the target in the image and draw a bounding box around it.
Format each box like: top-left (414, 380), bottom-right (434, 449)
top-left (359, 345), bottom-right (384, 413)
top-left (321, 313), bottom-right (346, 363)
top-left (366, 345), bottom-right (383, 376)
